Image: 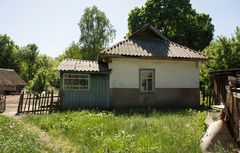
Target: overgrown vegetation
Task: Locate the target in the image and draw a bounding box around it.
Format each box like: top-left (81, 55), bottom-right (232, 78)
top-left (0, 115), bottom-right (49, 153)
top-left (200, 27), bottom-right (240, 90)
top-left (0, 36), bottom-right (59, 93)
top-left (24, 109), bottom-right (207, 153)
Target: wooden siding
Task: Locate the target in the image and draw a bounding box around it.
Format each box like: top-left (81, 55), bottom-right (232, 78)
top-left (60, 73), bottom-right (109, 109)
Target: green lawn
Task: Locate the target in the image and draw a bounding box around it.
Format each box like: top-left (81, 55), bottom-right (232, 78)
top-left (0, 115), bottom-right (50, 153)
top-left (23, 109), bottom-right (208, 153)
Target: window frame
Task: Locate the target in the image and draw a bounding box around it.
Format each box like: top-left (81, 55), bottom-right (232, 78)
top-left (63, 73), bottom-right (90, 91)
top-left (139, 69), bottom-right (155, 93)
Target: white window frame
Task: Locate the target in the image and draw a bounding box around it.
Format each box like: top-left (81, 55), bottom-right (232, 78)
top-left (139, 69), bottom-right (155, 92)
top-left (63, 73), bottom-right (90, 90)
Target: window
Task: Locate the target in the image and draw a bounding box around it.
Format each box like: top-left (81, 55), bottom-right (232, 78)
top-left (63, 73), bottom-right (90, 90)
top-left (140, 69), bottom-right (155, 92)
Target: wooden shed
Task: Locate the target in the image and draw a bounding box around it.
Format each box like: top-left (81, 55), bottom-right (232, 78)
top-left (0, 68), bottom-right (26, 112)
top-left (0, 68), bottom-right (27, 93)
top-left (210, 68), bottom-right (240, 105)
top-left (57, 60), bottom-right (110, 109)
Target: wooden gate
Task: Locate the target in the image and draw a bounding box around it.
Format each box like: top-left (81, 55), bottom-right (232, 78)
top-left (17, 90), bottom-right (61, 115)
top-left (201, 89), bottom-right (214, 107)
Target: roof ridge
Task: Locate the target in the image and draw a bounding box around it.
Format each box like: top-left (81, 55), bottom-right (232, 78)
top-left (0, 68), bottom-right (14, 71)
top-left (101, 39), bottom-right (129, 53)
top-left (65, 58), bottom-right (97, 63)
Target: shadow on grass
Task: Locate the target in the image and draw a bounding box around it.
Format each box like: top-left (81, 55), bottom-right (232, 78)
top-left (56, 105), bottom-right (212, 117)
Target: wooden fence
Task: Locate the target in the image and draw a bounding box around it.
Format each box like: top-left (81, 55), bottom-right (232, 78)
top-left (0, 95), bottom-right (6, 113)
top-left (225, 76), bottom-right (240, 144)
top-left (17, 90), bottom-right (61, 115)
top-left (201, 89), bottom-right (214, 107)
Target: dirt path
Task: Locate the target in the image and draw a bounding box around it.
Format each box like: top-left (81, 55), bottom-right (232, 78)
top-left (2, 95), bottom-right (19, 117)
top-left (13, 116), bottom-right (79, 153)
top-left (0, 96), bottom-right (79, 153)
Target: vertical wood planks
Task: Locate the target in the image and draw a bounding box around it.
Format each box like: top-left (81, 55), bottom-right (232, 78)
top-left (16, 90), bottom-right (60, 115)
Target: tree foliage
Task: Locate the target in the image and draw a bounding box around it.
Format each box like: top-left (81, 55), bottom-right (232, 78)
top-left (0, 34), bottom-right (19, 72)
top-left (128, 0), bottom-right (214, 51)
top-left (18, 44), bottom-right (39, 82)
top-left (27, 54), bottom-right (59, 93)
top-left (56, 41), bottom-right (82, 62)
top-left (27, 68), bottom-right (51, 93)
top-left (200, 27), bottom-right (240, 89)
top-left (79, 5), bottom-right (116, 60)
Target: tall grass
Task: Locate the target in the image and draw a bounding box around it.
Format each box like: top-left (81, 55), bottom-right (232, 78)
top-left (24, 109), bottom-right (207, 153)
top-left (0, 115), bottom-right (49, 153)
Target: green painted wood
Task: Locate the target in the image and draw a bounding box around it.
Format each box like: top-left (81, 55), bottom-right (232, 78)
top-left (60, 73), bottom-right (109, 109)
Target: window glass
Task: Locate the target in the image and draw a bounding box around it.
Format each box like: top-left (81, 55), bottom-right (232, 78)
top-left (140, 70), bottom-right (154, 92)
top-left (63, 73), bottom-right (90, 90)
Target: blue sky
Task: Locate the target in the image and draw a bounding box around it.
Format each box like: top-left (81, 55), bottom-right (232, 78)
top-left (0, 0), bottom-right (240, 57)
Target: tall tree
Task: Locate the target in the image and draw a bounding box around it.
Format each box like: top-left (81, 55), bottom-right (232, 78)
top-left (19, 44), bottom-right (39, 82)
top-left (128, 0), bottom-right (214, 51)
top-left (56, 41), bottom-right (82, 62)
top-left (78, 6), bottom-right (116, 60)
top-left (0, 34), bottom-right (19, 71)
top-left (200, 27), bottom-right (240, 90)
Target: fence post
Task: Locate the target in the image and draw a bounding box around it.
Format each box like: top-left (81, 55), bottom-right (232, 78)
top-left (49, 90), bottom-right (54, 113)
top-left (17, 91), bottom-right (24, 115)
top-left (3, 95), bottom-right (6, 112)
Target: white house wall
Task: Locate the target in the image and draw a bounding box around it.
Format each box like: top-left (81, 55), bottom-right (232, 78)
top-left (109, 58), bottom-right (199, 89)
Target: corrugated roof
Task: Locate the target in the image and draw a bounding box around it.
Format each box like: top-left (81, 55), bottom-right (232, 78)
top-left (0, 68), bottom-right (27, 86)
top-left (100, 25), bottom-right (208, 60)
top-left (57, 59), bottom-right (108, 72)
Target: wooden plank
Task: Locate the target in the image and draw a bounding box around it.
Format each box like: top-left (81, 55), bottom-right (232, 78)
top-left (32, 94), bottom-right (36, 114)
top-left (233, 92), bottom-right (240, 99)
top-left (17, 91), bottom-right (24, 114)
top-left (38, 93), bottom-right (43, 114)
top-left (228, 76), bottom-right (240, 85)
top-left (15, 90), bottom-right (60, 115)
top-left (23, 92), bottom-right (29, 112)
top-left (50, 90), bottom-right (54, 113)
top-left (28, 93), bottom-right (32, 112)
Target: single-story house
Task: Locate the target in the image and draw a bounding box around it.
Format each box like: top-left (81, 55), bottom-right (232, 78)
top-left (0, 68), bottom-right (27, 94)
top-left (57, 24), bottom-right (208, 109)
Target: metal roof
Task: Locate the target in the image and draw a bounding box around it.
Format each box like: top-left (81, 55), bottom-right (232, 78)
top-left (100, 25), bottom-right (208, 60)
top-left (0, 68), bottom-right (27, 86)
top-left (57, 59), bottom-right (108, 72)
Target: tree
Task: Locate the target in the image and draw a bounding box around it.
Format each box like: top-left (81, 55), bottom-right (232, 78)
top-left (0, 34), bottom-right (19, 71)
top-left (56, 41), bottom-right (82, 62)
top-left (78, 5), bottom-right (116, 60)
top-left (27, 68), bottom-right (51, 93)
top-left (200, 27), bottom-right (240, 90)
top-left (19, 44), bottom-right (39, 82)
top-left (128, 0), bottom-right (214, 51)
top-left (27, 54), bottom-right (59, 93)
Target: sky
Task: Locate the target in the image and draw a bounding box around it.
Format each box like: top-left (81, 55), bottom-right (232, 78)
top-left (0, 0), bottom-right (240, 58)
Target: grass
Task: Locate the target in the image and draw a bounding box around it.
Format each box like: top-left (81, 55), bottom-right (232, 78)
top-left (23, 109), bottom-right (208, 153)
top-left (0, 115), bottom-right (51, 153)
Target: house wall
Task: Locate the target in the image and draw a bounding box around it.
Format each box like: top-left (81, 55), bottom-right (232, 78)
top-left (60, 72), bottom-right (109, 109)
top-left (109, 58), bottom-right (200, 108)
top-left (109, 58), bottom-right (199, 88)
